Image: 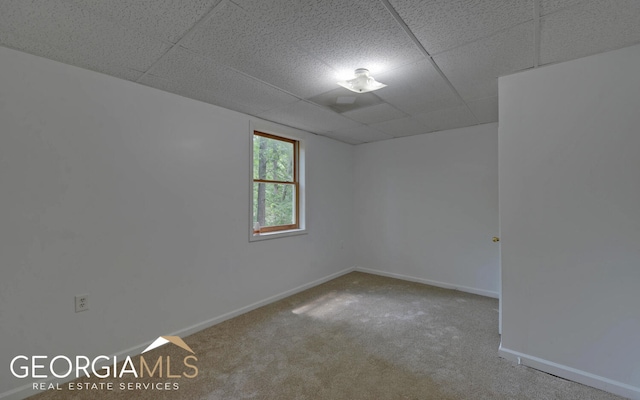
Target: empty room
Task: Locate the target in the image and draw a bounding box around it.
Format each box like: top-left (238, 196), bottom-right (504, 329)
top-left (1, 1), bottom-right (639, 399)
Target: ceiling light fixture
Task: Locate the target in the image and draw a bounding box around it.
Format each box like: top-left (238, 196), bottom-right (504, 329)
top-left (337, 68), bottom-right (387, 93)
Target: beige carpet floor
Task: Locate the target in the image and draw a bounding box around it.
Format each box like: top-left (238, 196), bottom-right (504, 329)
top-left (29, 272), bottom-right (625, 400)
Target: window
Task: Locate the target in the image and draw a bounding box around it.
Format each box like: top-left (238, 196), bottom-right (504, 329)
top-left (252, 131), bottom-right (299, 234)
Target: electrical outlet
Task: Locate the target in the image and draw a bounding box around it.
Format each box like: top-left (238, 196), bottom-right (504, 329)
top-left (75, 294), bottom-right (89, 313)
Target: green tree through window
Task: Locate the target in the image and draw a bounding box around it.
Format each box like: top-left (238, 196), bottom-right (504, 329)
top-left (253, 132), bottom-right (299, 233)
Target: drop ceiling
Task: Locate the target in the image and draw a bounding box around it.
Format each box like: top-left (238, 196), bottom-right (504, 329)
top-left (1, 0), bottom-right (639, 144)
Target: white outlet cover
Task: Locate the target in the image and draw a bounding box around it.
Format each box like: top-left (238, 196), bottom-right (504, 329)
top-left (75, 294), bottom-right (89, 312)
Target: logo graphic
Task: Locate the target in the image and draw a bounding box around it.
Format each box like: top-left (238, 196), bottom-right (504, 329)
top-left (142, 336), bottom-right (195, 354)
top-left (11, 334), bottom-right (199, 393)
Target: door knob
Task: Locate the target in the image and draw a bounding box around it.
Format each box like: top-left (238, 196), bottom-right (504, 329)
top-left (492, 237), bottom-right (500, 242)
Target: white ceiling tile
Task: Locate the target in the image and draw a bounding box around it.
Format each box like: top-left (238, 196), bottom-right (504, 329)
top-left (145, 47), bottom-right (299, 113)
top-left (138, 74), bottom-right (265, 116)
top-left (181, 1), bottom-right (268, 55)
top-left (307, 85), bottom-right (382, 114)
top-left (540, 0), bottom-right (640, 65)
top-left (374, 59), bottom-right (461, 115)
top-left (0, 33), bottom-right (145, 81)
top-left (369, 117), bottom-right (428, 138)
top-left (68, 0), bottom-right (223, 43)
top-left (434, 21), bottom-right (534, 101)
top-left (342, 103), bottom-right (407, 125)
top-left (388, 0), bottom-right (534, 54)
top-left (467, 97), bottom-right (499, 124)
top-left (540, 0), bottom-right (586, 16)
top-left (231, 0), bottom-right (423, 72)
top-left (308, 88), bottom-right (384, 113)
top-left (413, 105), bottom-right (477, 133)
top-left (257, 101), bottom-right (361, 134)
top-left (322, 134), bottom-right (363, 145)
top-left (327, 125), bottom-right (394, 144)
top-left (0, 0), bottom-right (170, 75)
top-left (180, 1), bottom-right (337, 98)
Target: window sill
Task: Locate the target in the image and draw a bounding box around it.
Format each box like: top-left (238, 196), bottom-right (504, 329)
top-left (249, 228), bottom-right (307, 242)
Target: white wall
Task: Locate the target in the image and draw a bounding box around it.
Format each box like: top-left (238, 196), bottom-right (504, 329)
top-left (0, 46), bottom-right (354, 398)
top-left (353, 123), bottom-right (500, 297)
top-left (499, 44), bottom-right (640, 399)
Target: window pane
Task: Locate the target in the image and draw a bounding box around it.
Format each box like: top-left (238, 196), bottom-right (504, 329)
top-left (253, 135), bottom-right (294, 182)
top-left (253, 182), bottom-right (296, 227)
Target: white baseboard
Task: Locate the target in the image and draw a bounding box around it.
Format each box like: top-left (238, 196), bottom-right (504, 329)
top-left (499, 345), bottom-right (640, 400)
top-left (0, 267), bottom-right (356, 400)
top-left (159, 266), bottom-right (356, 340)
top-left (355, 267), bottom-right (499, 299)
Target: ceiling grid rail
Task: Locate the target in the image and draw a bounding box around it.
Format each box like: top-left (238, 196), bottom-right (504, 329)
top-left (534, 0), bottom-right (541, 68)
top-left (378, 0), bottom-right (480, 124)
top-left (134, 0), bottom-right (366, 129)
top-left (136, 0), bottom-right (227, 84)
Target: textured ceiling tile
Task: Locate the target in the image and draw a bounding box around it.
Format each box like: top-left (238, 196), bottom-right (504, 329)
top-left (327, 125), bottom-right (394, 144)
top-left (467, 96), bottom-right (499, 124)
top-left (181, 2), bottom-right (269, 58)
top-left (373, 59), bottom-right (461, 115)
top-left (138, 74), bottom-right (265, 116)
top-left (434, 21), bottom-right (534, 101)
top-left (146, 47), bottom-right (298, 114)
top-left (413, 105), bottom-right (477, 133)
top-left (0, 32), bottom-right (145, 81)
top-left (68, 0), bottom-right (222, 43)
top-left (540, 0), bottom-right (640, 65)
top-left (540, 0), bottom-right (586, 16)
top-left (388, 0), bottom-right (534, 54)
top-left (322, 134), bottom-right (364, 145)
top-left (181, 1), bottom-right (337, 98)
top-left (0, 0), bottom-right (170, 74)
top-left (257, 101), bottom-right (360, 134)
top-left (0, 0), bottom-right (169, 75)
top-left (369, 117), bottom-right (428, 138)
top-left (342, 103), bottom-right (407, 125)
top-left (308, 88), bottom-right (383, 114)
top-left (231, 0), bottom-right (423, 72)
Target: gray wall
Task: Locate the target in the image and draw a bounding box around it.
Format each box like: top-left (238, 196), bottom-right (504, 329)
top-left (0, 46), bottom-right (355, 398)
top-left (499, 44), bottom-right (640, 398)
top-left (354, 123), bottom-right (500, 298)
